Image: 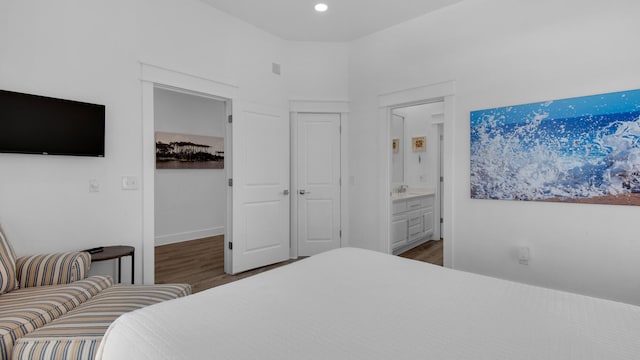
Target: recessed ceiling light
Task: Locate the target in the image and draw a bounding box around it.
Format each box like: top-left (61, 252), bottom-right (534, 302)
top-left (314, 3), bottom-right (328, 12)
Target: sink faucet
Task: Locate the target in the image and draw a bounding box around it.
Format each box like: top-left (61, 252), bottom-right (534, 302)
top-left (398, 185), bottom-right (408, 193)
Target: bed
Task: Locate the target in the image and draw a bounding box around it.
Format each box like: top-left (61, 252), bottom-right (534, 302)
top-left (96, 247), bottom-right (640, 359)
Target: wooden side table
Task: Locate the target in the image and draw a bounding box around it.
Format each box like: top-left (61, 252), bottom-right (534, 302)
top-left (90, 246), bottom-right (135, 284)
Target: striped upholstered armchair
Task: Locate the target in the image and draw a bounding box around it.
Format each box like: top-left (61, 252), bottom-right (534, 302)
top-left (0, 226), bottom-right (191, 360)
top-left (15, 251), bottom-right (92, 288)
top-left (0, 227), bottom-right (112, 359)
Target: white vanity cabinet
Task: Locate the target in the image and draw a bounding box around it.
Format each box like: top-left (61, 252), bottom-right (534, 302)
top-left (391, 194), bottom-right (435, 254)
top-left (391, 216), bottom-right (408, 249)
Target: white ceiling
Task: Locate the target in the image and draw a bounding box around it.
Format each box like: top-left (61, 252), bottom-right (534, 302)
top-left (200, 0), bottom-right (464, 42)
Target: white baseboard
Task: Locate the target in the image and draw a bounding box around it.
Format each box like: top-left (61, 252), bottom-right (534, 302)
top-left (155, 227), bottom-right (224, 246)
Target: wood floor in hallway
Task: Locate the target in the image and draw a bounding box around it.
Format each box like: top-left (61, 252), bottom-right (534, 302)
top-left (155, 236), bottom-right (443, 293)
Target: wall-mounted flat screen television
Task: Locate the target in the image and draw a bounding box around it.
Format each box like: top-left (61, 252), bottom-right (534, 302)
top-left (0, 89), bottom-right (105, 157)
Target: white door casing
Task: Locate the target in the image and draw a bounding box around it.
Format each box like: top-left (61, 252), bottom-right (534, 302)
top-left (378, 81), bottom-right (455, 267)
top-left (231, 102), bottom-right (290, 274)
top-left (297, 113), bottom-right (341, 256)
top-left (437, 121), bottom-right (444, 240)
top-left (141, 63), bottom-right (238, 285)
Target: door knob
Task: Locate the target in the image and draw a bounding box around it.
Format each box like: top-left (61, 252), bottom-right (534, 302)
top-left (299, 189), bottom-right (311, 195)
top-left (283, 189), bottom-right (289, 195)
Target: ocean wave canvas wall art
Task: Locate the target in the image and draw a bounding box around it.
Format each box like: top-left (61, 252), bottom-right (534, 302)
top-left (470, 89), bottom-right (640, 206)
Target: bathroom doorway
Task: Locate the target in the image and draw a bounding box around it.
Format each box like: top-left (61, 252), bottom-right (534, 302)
top-left (389, 102), bottom-right (444, 254)
top-left (378, 81), bottom-right (455, 267)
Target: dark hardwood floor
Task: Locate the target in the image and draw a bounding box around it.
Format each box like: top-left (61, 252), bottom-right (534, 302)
top-left (155, 236), bottom-right (443, 293)
top-left (155, 236), bottom-right (224, 293)
top-left (398, 240), bottom-right (443, 266)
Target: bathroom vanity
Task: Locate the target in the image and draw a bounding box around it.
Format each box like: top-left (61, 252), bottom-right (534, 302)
top-left (390, 191), bottom-right (435, 254)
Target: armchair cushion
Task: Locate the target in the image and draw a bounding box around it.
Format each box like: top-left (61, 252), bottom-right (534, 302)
top-left (0, 275), bottom-right (113, 359)
top-left (0, 225), bottom-right (18, 295)
top-left (12, 283), bottom-right (191, 360)
top-left (16, 252), bottom-right (91, 288)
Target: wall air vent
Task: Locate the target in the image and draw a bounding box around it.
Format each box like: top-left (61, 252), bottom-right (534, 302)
top-left (272, 63), bottom-right (281, 75)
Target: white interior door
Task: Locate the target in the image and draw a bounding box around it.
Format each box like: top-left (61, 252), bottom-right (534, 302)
top-left (297, 113), bottom-right (341, 256)
top-left (231, 103), bottom-right (290, 274)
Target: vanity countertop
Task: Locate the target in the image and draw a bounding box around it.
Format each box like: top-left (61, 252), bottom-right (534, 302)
top-left (391, 189), bottom-right (435, 201)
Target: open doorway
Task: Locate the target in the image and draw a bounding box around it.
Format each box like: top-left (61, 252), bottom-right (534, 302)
top-left (141, 64), bottom-right (240, 285)
top-left (152, 87), bottom-right (229, 293)
top-left (378, 81), bottom-right (455, 268)
top-left (389, 102), bottom-right (443, 259)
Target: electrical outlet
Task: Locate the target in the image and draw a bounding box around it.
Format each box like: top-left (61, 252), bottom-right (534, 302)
top-left (517, 246), bottom-right (530, 265)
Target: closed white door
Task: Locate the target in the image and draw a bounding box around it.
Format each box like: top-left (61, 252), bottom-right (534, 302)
top-left (297, 113), bottom-right (341, 256)
top-left (231, 103), bottom-right (290, 274)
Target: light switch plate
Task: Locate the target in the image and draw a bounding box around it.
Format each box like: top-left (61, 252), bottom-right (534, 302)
top-left (121, 176), bottom-right (139, 190)
top-left (89, 179), bottom-right (100, 192)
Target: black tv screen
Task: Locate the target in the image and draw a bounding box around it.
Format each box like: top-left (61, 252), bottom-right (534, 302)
top-left (0, 89), bottom-right (105, 157)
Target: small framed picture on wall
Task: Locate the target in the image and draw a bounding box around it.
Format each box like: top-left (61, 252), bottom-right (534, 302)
top-left (392, 138), bottom-right (399, 153)
top-left (412, 136), bottom-right (426, 152)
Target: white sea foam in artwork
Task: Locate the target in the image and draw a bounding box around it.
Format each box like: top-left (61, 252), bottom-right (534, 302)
top-left (470, 89), bottom-right (640, 202)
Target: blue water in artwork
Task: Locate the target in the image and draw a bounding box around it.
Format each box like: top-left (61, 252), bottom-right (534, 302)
top-left (470, 89), bottom-right (640, 201)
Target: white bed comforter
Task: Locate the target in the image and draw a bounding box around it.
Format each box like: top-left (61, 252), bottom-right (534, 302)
top-left (96, 248), bottom-right (640, 360)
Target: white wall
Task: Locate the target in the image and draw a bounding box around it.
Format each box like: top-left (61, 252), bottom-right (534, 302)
top-left (348, 0), bottom-right (640, 304)
top-left (0, 0), bottom-right (288, 282)
top-left (154, 88), bottom-right (226, 246)
top-left (284, 42), bottom-right (350, 101)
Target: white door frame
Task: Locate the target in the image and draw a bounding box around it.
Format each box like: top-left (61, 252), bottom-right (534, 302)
top-left (378, 82), bottom-right (455, 268)
top-left (289, 100), bottom-right (350, 258)
top-left (141, 63), bottom-right (238, 284)
top-left (435, 121), bottom-right (444, 240)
